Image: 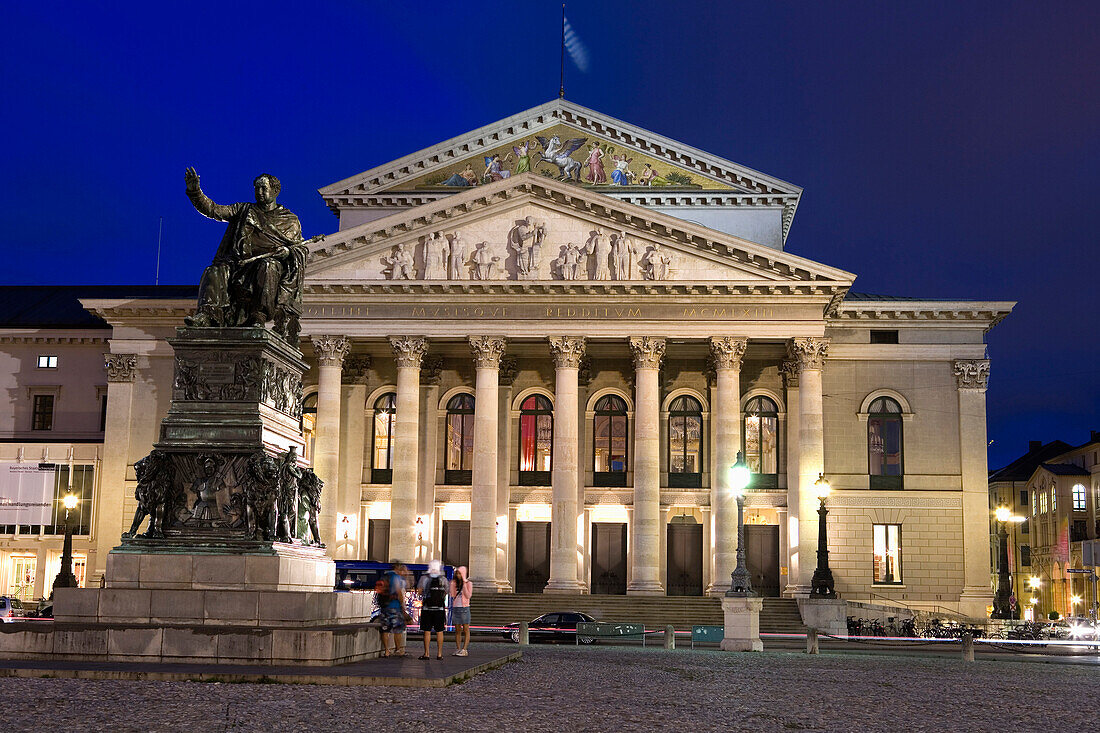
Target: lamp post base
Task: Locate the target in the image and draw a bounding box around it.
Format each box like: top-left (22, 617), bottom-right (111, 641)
top-left (720, 596), bottom-right (764, 652)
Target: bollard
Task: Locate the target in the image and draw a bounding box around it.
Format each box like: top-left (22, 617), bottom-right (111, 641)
top-left (961, 632), bottom-right (974, 662)
top-left (664, 625), bottom-right (675, 650)
top-left (806, 628), bottom-right (819, 655)
top-left (519, 621), bottom-right (529, 646)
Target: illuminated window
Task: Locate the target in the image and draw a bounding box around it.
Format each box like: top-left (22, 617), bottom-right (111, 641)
top-left (1072, 483), bottom-right (1086, 511)
top-left (593, 395), bottom-right (628, 487)
top-left (1039, 490), bottom-right (1048, 514)
top-left (1050, 488), bottom-right (1056, 512)
top-left (743, 396), bottom-right (778, 486)
top-left (868, 397), bottom-right (903, 488)
top-left (32, 394), bottom-right (54, 431)
top-left (7, 555), bottom-right (37, 602)
top-left (371, 393), bottom-right (397, 484)
top-left (873, 524), bottom-right (902, 584)
top-left (37, 355), bottom-right (57, 369)
top-left (518, 395), bottom-right (552, 486)
top-left (445, 394), bottom-right (475, 484)
top-left (669, 396), bottom-right (703, 488)
top-left (300, 393), bottom-right (317, 461)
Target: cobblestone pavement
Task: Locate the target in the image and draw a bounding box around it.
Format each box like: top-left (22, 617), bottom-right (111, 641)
top-left (3, 645), bottom-right (1098, 732)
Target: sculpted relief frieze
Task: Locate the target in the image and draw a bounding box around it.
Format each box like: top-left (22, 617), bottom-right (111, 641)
top-left (173, 352), bottom-right (303, 418)
top-left (303, 302), bottom-right (810, 322)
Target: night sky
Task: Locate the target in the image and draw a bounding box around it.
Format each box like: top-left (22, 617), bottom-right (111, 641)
top-left (1, 1), bottom-right (1096, 469)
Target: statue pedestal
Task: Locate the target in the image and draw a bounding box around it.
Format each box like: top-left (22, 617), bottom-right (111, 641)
top-left (720, 596), bottom-right (764, 652)
top-left (797, 598), bottom-right (848, 637)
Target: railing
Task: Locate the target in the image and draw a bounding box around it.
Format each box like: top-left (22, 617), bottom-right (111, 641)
top-left (867, 592), bottom-right (967, 621)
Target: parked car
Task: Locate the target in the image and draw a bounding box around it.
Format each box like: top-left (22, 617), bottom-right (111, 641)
top-left (0, 597), bottom-right (28, 622)
top-left (29, 600), bottom-right (53, 619)
top-left (502, 612), bottom-right (598, 643)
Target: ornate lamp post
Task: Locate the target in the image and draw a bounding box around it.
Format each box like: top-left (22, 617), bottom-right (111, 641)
top-left (726, 451), bottom-right (754, 596)
top-left (809, 473), bottom-right (836, 598)
top-left (992, 506), bottom-right (1024, 619)
top-left (51, 492), bottom-right (79, 596)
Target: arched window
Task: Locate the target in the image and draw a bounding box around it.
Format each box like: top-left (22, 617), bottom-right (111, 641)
top-left (1072, 483), bottom-right (1087, 511)
top-left (668, 396), bottom-right (703, 488)
top-left (371, 393), bottom-right (396, 484)
top-left (593, 395), bottom-right (628, 487)
top-left (445, 394), bottom-right (475, 484)
top-left (868, 396), bottom-right (903, 489)
top-left (519, 394), bottom-right (553, 486)
top-left (300, 393), bottom-right (317, 463)
top-left (743, 396), bottom-right (778, 488)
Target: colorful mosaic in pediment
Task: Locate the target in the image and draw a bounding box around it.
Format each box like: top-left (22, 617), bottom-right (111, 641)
top-left (397, 123), bottom-right (737, 192)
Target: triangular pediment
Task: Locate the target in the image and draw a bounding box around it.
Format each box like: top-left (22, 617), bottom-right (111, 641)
top-left (306, 174), bottom-right (851, 289)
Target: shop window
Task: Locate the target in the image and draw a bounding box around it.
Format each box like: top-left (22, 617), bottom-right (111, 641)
top-left (371, 393), bottom-right (397, 484)
top-left (873, 523), bottom-right (902, 584)
top-left (32, 394), bottom-right (54, 431)
top-left (593, 395), bottom-right (628, 487)
top-left (743, 396), bottom-right (778, 488)
top-left (7, 555), bottom-right (37, 602)
top-left (445, 394), bottom-right (475, 485)
top-left (518, 394), bottom-right (553, 486)
top-left (668, 395), bottom-right (703, 488)
top-left (868, 397), bottom-right (903, 489)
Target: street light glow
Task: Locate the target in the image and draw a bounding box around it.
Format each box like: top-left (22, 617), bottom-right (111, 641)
top-left (730, 454), bottom-right (751, 497)
top-left (994, 506), bottom-right (1011, 522)
top-left (1070, 595), bottom-right (1082, 606)
top-left (814, 473), bottom-right (831, 500)
top-left (1028, 576), bottom-right (1041, 590)
top-left (62, 493), bottom-right (78, 511)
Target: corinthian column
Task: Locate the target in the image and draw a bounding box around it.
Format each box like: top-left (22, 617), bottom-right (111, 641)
top-left (93, 353), bottom-right (138, 581)
top-left (707, 336), bottom-right (747, 595)
top-left (389, 336), bottom-right (428, 563)
top-left (954, 359), bottom-right (994, 618)
top-left (469, 336), bottom-right (507, 591)
top-left (546, 336), bottom-right (587, 593)
top-left (628, 336), bottom-right (665, 595)
top-left (312, 336), bottom-right (350, 552)
top-left (779, 358), bottom-right (801, 596)
top-left (788, 337), bottom-right (828, 595)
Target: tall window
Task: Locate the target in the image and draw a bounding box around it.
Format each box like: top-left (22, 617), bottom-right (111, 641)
top-left (32, 394), bottom-right (54, 431)
top-left (743, 396), bottom-right (778, 488)
top-left (519, 395), bottom-right (553, 486)
top-left (1020, 545), bottom-right (1031, 566)
top-left (668, 395), bottom-right (703, 488)
top-left (1073, 483), bottom-right (1086, 510)
top-left (371, 393), bottom-right (397, 484)
top-left (300, 393), bottom-right (317, 462)
top-left (445, 394), bottom-right (475, 484)
top-left (873, 524), bottom-right (902, 584)
top-left (868, 397), bottom-right (903, 489)
top-left (593, 395), bottom-right (628, 487)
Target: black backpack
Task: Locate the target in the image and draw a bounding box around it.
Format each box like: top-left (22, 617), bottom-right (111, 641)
top-left (424, 574), bottom-right (447, 610)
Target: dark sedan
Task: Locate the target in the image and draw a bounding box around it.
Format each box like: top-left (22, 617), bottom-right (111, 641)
top-left (502, 612), bottom-right (598, 643)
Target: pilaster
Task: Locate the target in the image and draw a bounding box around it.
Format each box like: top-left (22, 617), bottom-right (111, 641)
top-left (955, 359), bottom-right (994, 618)
top-left (93, 353), bottom-right (138, 579)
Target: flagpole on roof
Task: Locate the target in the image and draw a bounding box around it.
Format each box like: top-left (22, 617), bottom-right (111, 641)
top-left (155, 216), bottom-right (163, 286)
top-left (559, 4), bottom-right (566, 98)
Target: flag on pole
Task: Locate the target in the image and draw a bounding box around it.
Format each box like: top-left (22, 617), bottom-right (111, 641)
top-left (563, 16), bottom-right (588, 72)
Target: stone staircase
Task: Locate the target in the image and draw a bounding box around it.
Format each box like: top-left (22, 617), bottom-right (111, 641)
top-left (469, 593), bottom-right (807, 633)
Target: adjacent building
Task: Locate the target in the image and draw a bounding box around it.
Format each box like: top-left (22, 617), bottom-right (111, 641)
top-left (1, 100), bottom-right (1013, 617)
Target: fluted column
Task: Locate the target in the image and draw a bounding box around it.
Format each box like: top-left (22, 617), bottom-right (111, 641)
top-left (955, 359), bottom-right (995, 618)
top-left (788, 337), bottom-right (828, 594)
top-left (707, 336), bottom-right (747, 595)
top-left (312, 336), bottom-right (350, 553)
top-left (546, 336), bottom-right (587, 593)
top-left (628, 336), bottom-right (665, 595)
top-left (389, 336), bottom-right (428, 563)
top-left (469, 336), bottom-right (507, 591)
top-left (780, 358), bottom-right (802, 596)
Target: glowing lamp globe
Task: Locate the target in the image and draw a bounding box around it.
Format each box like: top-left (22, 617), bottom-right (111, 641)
top-left (1028, 576), bottom-right (1041, 590)
top-left (814, 473), bottom-right (831, 501)
top-left (994, 506), bottom-right (1011, 523)
top-left (730, 464), bottom-right (751, 497)
top-left (62, 493), bottom-right (78, 511)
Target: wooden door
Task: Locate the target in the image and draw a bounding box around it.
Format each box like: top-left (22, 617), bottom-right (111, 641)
top-left (442, 520), bottom-right (470, 570)
top-left (591, 523), bottom-right (627, 595)
top-left (745, 524), bottom-right (780, 597)
top-left (367, 519), bottom-right (389, 562)
top-left (666, 520), bottom-right (703, 596)
top-left (515, 521), bottom-right (550, 593)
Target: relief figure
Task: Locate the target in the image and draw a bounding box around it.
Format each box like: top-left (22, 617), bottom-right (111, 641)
top-left (424, 232), bottom-right (449, 279)
top-left (611, 231), bottom-right (638, 280)
top-left (586, 228), bottom-right (611, 280)
top-left (384, 242), bottom-right (415, 280)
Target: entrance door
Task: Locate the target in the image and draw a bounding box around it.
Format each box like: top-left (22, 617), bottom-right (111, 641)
top-left (745, 524), bottom-right (780, 597)
top-left (442, 520), bottom-right (470, 570)
top-left (367, 519), bottom-right (389, 562)
top-left (515, 521), bottom-right (550, 593)
top-left (666, 519), bottom-right (703, 596)
top-left (591, 523), bottom-right (627, 595)
top-left (8, 555), bottom-right (36, 602)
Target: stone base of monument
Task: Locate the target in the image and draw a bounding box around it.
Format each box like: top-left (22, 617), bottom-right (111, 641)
top-left (797, 597), bottom-right (848, 637)
top-left (720, 595), bottom-right (764, 652)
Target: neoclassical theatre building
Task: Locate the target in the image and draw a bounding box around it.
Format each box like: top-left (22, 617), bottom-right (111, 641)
top-left (0, 100), bottom-right (1013, 616)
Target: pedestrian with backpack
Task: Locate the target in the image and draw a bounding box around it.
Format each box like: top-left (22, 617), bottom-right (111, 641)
top-left (417, 559), bottom-right (448, 660)
top-left (449, 565), bottom-right (472, 656)
top-left (377, 561), bottom-right (408, 657)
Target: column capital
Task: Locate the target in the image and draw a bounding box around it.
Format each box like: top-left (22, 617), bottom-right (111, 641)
top-left (709, 337), bottom-right (748, 371)
top-left (779, 358), bottom-right (800, 389)
top-left (953, 360), bottom-right (990, 390)
top-left (787, 337), bottom-right (830, 371)
top-left (469, 336), bottom-right (507, 369)
top-left (104, 353), bottom-right (137, 382)
top-left (341, 355), bottom-right (372, 385)
top-left (420, 354), bottom-right (444, 386)
top-left (312, 336), bottom-right (351, 367)
top-left (629, 336), bottom-right (666, 370)
top-left (498, 356), bottom-right (519, 386)
top-left (389, 336), bottom-right (429, 369)
top-left (549, 336), bottom-right (586, 369)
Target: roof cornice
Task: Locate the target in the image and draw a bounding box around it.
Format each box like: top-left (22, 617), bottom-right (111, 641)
top-left (832, 299), bottom-right (1015, 331)
top-left (304, 280), bottom-right (850, 298)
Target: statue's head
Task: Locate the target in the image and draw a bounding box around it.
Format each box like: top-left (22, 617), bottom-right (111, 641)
top-left (253, 174), bottom-right (281, 205)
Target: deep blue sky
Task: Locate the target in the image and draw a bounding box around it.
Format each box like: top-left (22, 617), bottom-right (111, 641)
top-left (2, 1), bottom-right (1096, 469)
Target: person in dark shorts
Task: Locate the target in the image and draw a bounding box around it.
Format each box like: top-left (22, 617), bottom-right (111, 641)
top-left (378, 561), bottom-right (408, 657)
top-left (417, 559), bottom-right (448, 659)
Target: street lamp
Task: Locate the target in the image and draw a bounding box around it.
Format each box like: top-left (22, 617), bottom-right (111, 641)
top-left (51, 492), bottom-right (79, 596)
top-left (726, 451), bottom-right (754, 596)
top-left (809, 473), bottom-right (836, 598)
top-left (992, 506), bottom-right (1024, 619)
